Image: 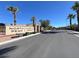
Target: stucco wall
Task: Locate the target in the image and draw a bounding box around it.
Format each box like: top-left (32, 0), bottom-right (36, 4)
top-left (5, 24), bottom-right (40, 35)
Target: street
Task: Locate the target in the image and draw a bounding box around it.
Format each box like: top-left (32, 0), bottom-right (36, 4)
top-left (0, 30), bottom-right (79, 58)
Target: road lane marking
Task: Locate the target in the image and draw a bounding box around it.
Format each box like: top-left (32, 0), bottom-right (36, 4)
top-left (0, 33), bottom-right (40, 46)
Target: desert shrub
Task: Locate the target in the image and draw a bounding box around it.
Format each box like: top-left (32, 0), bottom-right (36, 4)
top-left (23, 32), bottom-right (30, 36)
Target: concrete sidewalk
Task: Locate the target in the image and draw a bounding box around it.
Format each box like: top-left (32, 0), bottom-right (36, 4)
top-left (0, 33), bottom-right (40, 46)
top-left (67, 30), bottom-right (79, 38)
top-left (67, 30), bottom-right (79, 34)
top-left (0, 35), bottom-right (16, 42)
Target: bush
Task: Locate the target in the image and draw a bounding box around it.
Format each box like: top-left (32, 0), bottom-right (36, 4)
top-left (74, 27), bottom-right (79, 31)
top-left (23, 32), bottom-right (36, 36)
top-left (70, 25), bottom-right (75, 30)
top-left (23, 32), bottom-right (30, 36)
top-left (30, 32), bottom-right (35, 34)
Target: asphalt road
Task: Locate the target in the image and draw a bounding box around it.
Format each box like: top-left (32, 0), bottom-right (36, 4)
top-left (0, 30), bottom-right (79, 58)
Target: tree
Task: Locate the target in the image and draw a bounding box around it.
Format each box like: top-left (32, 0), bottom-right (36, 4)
top-left (39, 19), bottom-right (43, 31)
top-left (7, 6), bottom-right (17, 25)
top-left (46, 26), bottom-right (52, 30)
top-left (72, 2), bottom-right (79, 30)
top-left (67, 14), bottom-right (75, 29)
top-left (39, 19), bottom-right (50, 30)
top-left (31, 16), bottom-right (36, 33)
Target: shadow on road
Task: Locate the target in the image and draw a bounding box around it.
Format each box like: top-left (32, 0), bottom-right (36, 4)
top-left (0, 46), bottom-right (17, 58)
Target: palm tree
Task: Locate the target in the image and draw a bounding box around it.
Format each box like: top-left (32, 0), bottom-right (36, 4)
top-left (72, 2), bottom-right (79, 30)
top-left (67, 14), bottom-right (75, 29)
top-left (31, 16), bottom-right (36, 33)
top-left (39, 19), bottom-right (43, 32)
top-left (7, 6), bottom-right (17, 25)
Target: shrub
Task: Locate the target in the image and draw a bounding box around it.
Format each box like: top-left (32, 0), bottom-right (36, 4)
top-left (23, 32), bottom-right (36, 36)
top-left (23, 32), bottom-right (30, 36)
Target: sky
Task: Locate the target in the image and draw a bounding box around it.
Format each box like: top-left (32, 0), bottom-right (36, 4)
top-left (0, 1), bottom-right (77, 27)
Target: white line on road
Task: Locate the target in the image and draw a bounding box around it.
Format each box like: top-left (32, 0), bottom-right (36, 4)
top-left (0, 33), bottom-right (40, 46)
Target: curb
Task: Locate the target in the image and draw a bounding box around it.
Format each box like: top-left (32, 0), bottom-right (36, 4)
top-left (74, 34), bottom-right (79, 37)
top-left (69, 30), bottom-right (79, 38)
top-left (67, 30), bottom-right (79, 34)
top-left (72, 31), bottom-right (79, 34)
top-left (0, 33), bottom-right (40, 46)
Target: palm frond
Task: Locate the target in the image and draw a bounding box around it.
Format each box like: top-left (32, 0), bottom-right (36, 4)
top-left (72, 2), bottom-right (79, 11)
top-left (67, 14), bottom-right (75, 20)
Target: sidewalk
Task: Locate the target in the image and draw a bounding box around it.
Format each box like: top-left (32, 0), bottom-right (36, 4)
top-left (67, 30), bottom-right (79, 37)
top-left (0, 35), bottom-right (16, 42)
top-left (0, 33), bottom-right (40, 45)
top-left (67, 30), bottom-right (79, 34)
top-left (72, 31), bottom-right (79, 34)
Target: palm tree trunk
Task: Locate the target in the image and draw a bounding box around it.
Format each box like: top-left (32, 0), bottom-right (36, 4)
top-left (13, 12), bottom-right (16, 25)
top-left (77, 11), bottom-right (79, 30)
top-left (33, 24), bottom-right (36, 33)
top-left (40, 26), bottom-right (41, 32)
top-left (33, 20), bottom-right (35, 33)
top-left (70, 18), bottom-right (72, 29)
